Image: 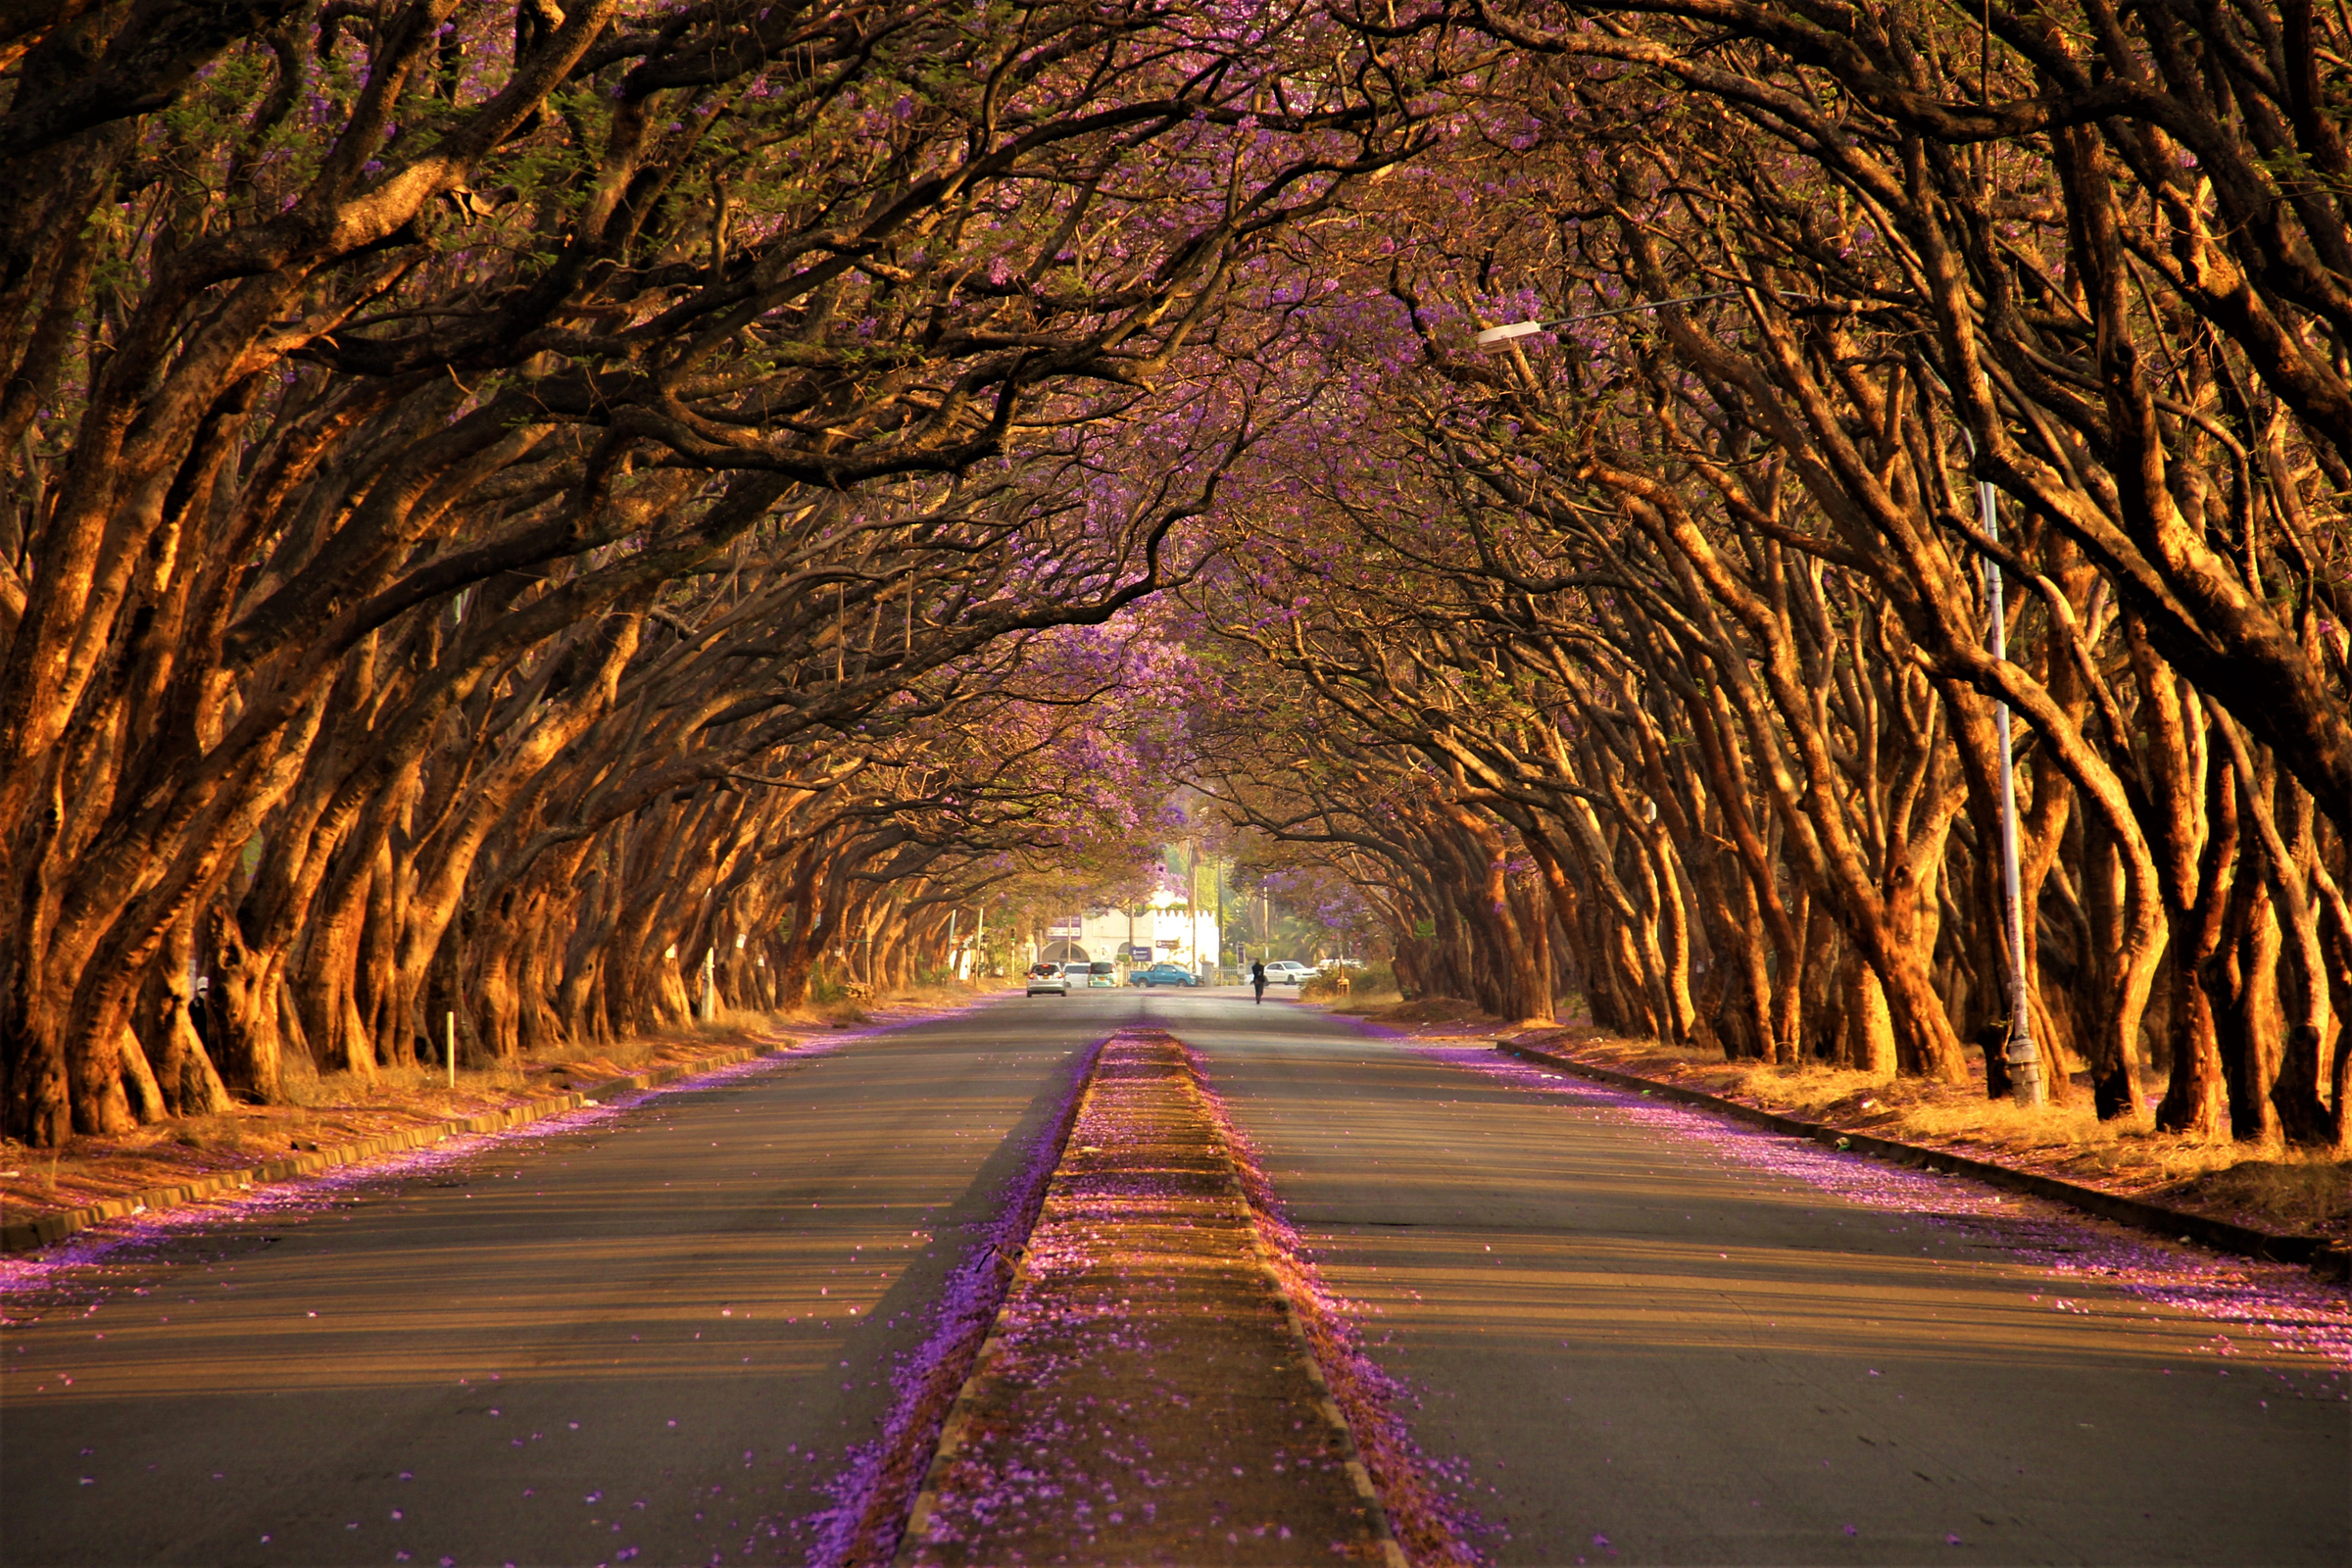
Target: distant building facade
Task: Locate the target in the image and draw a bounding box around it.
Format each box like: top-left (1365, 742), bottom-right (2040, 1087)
top-left (1036, 903), bottom-right (1220, 971)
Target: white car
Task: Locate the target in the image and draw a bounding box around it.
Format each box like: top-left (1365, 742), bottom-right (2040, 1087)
top-left (1261, 961), bottom-right (1313, 984)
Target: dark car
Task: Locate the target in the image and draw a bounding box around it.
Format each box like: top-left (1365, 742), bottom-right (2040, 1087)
top-left (1127, 962), bottom-right (1201, 988)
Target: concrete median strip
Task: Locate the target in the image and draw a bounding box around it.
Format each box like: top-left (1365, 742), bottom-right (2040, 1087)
top-left (895, 1029), bottom-right (1408, 1567)
top-left (1495, 1037), bottom-right (2350, 1281)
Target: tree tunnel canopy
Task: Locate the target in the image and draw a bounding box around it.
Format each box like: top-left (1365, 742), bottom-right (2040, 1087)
top-left (2, 0), bottom-right (2346, 1149)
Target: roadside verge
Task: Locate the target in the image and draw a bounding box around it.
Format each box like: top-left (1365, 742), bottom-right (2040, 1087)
top-left (1496, 1038), bottom-right (2350, 1282)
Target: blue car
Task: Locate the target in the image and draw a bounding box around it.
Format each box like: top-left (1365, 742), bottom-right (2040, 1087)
top-left (1127, 962), bottom-right (1201, 988)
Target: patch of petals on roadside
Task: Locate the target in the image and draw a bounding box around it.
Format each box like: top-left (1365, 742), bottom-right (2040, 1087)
top-left (0, 1036), bottom-right (884, 1309)
top-left (1414, 1046), bottom-right (2351, 1371)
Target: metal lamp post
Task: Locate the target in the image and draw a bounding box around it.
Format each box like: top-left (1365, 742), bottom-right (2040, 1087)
top-left (1478, 297), bottom-right (2046, 1106)
top-left (1955, 429), bottom-right (2046, 1106)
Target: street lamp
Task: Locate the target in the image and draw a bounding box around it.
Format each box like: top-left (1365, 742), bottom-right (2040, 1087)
top-left (1475, 288), bottom-right (1788, 348)
top-left (1952, 425), bottom-right (2047, 1107)
top-left (1909, 358), bottom-right (2048, 1110)
top-left (1478, 297), bottom-right (2047, 1107)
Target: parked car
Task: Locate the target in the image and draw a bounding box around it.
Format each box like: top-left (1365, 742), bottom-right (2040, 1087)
top-left (1025, 962), bottom-right (1069, 997)
top-left (1262, 960), bottom-right (1313, 984)
top-left (1127, 962), bottom-right (1201, 988)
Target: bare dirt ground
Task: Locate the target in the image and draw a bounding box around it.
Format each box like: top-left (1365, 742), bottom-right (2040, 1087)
top-left (0, 985), bottom-right (1009, 1226)
top-left (1327, 998), bottom-right (2351, 1247)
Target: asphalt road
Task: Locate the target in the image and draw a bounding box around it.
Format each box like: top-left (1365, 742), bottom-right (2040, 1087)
top-left (4, 986), bottom-right (2345, 1567)
top-left (0, 999), bottom-right (1104, 1568)
top-left (1163, 991), bottom-right (2350, 1566)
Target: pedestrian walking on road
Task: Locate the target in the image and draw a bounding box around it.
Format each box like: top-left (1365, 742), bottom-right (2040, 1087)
top-left (1250, 959), bottom-right (1267, 1004)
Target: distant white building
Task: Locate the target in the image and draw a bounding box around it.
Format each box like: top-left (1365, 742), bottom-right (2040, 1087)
top-left (1038, 892), bottom-right (1220, 972)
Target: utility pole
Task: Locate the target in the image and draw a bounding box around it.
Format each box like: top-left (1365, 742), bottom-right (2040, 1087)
top-left (1978, 471), bottom-right (2045, 1105)
top-left (1952, 427), bottom-right (2046, 1107)
top-left (1214, 855), bottom-right (1224, 982)
top-left (1189, 840), bottom-right (1200, 978)
top-left (1478, 305), bottom-right (2046, 1108)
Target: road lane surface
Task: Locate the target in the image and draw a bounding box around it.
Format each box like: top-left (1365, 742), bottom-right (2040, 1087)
top-left (6, 986), bottom-right (2343, 1567)
top-left (1, 999), bottom-right (1102, 1568)
top-left (1164, 991), bottom-right (2348, 1566)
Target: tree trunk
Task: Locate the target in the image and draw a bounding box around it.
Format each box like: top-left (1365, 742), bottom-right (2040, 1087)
top-left (1840, 949), bottom-right (1896, 1079)
top-left (205, 904), bottom-right (284, 1102)
top-left (141, 915), bottom-right (231, 1116)
top-left (117, 1024), bottom-right (169, 1124)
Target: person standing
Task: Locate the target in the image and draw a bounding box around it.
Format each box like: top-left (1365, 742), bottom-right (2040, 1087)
top-left (1250, 959), bottom-right (1267, 1004)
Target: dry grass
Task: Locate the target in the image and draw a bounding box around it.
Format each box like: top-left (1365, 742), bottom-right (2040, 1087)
top-left (0, 980), bottom-right (1014, 1227)
top-left (2154, 1159), bottom-right (2352, 1236)
top-left (1300, 976), bottom-right (1403, 1006)
top-left (1340, 994), bottom-right (1501, 1028)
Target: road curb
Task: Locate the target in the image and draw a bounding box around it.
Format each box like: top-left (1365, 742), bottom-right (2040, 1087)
top-left (0, 1039), bottom-right (800, 1256)
top-left (883, 1035), bottom-right (1104, 1564)
top-left (894, 1038), bottom-right (1114, 1563)
top-left (1235, 1175), bottom-right (1411, 1568)
top-left (1494, 1040), bottom-right (2350, 1283)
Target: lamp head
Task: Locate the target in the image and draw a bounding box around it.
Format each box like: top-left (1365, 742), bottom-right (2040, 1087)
top-left (1474, 320), bottom-right (1545, 348)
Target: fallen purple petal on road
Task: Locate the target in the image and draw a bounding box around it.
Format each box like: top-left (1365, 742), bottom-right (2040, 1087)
top-left (1413, 1047), bottom-right (2351, 1368)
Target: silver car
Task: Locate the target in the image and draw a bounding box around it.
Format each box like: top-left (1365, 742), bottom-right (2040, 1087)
top-left (1025, 962), bottom-right (1069, 996)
